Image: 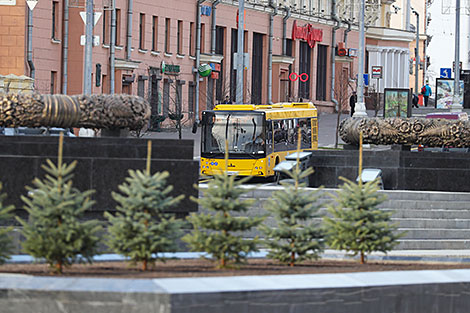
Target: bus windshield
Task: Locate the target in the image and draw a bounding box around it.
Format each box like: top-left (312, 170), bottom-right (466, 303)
top-left (202, 112), bottom-right (265, 157)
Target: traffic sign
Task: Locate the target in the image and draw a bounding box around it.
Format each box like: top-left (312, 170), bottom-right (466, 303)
top-left (440, 68), bottom-right (451, 78)
top-left (357, 74), bottom-right (369, 86)
top-left (452, 61), bottom-right (462, 72)
top-left (26, 0), bottom-right (38, 10)
top-left (371, 66), bottom-right (383, 79)
top-left (80, 35), bottom-right (100, 46)
top-left (80, 11), bottom-right (102, 27)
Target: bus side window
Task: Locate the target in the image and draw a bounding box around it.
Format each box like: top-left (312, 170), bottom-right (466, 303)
top-left (299, 118), bottom-right (312, 149)
top-left (267, 121), bottom-right (273, 153)
top-left (274, 121), bottom-right (286, 152)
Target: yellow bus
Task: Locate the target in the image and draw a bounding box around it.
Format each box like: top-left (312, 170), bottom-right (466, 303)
top-left (199, 102), bottom-right (318, 178)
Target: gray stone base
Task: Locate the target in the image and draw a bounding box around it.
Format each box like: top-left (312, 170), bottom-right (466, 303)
top-left (2, 269), bottom-right (470, 313)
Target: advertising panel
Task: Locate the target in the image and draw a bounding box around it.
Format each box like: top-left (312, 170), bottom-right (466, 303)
top-left (435, 78), bottom-right (464, 108)
top-left (383, 88), bottom-right (410, 118)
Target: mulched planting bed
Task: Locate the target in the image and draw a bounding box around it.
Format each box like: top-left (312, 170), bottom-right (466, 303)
top-left (3, 258), bottom-right (470, 278)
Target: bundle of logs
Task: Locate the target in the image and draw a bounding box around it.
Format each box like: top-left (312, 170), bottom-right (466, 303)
top-left (0, 93), bottom-right (150, 130)
top-left (340, 117), bottom-right (470, 147)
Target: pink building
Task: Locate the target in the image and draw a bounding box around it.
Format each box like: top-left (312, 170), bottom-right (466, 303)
top-left (3, 0), bottom-right (366, 126)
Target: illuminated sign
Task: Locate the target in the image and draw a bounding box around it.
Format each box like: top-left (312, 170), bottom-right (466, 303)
top-left (292, 21), bottom-right (323, 48)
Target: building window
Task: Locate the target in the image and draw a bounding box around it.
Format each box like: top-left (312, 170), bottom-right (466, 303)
top-left (165, 18), bottom-right (171, 53)
top-left (189, 22), bottom-right (195, 56)
top-left (115, 8), bottom-right (121, 46)
top-left (200, 23), bottom-right (205, 54)
top-left (316, 44), bottom-right (327, 101)
top-left (152, 16), bottom-right (158, 51)
top-left (188, 82), bottom-right (195, 115)
top-left (50, 71), bottom-right (57, 94)
top-left (215, 26), bottom-right (225, 102)
top-left (102, 8), bottom-right (110, 44)
top-left (52, 1), bottom-right (59, 40)
top-left (177, 20), bottom-right (183, 55)
top-left (139, 13), bottom-right (145, 49)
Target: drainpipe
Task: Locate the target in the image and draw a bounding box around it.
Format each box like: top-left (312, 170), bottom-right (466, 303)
top-left (126, 0), bottom-right (133, 60)
top-left (208, 0), bottom-right (220, 109)
top-left (61, 0), bottom-right (69, 93)
top-left (343, 20), bottom-right (352, 47)
top-left (195, 0), bottom-right (204, 124)
top-left (211, 0), bottom-right (220, 54)
top-left (330, 0), bottom-right (340, 111)
top-left (110, 0), bottom-right (116, 93)
top-left (282, 6), bottom-right (291, 55)
top-left (268, 0), bottom-right (277, 104)
top-left (27, 7), bottom-right (35, 81)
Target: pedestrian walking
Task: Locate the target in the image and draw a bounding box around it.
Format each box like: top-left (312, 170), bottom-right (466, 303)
top-left (412, 93), bottom-right (419, 108)
top-left (350, 91), bottom-right (357, 116)
top-left (421, 81), bottom-right (432, 107)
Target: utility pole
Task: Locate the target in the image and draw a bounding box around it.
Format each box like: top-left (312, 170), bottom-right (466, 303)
top-left (412, 9), bottom-right (419, 97)
top-left (83, 0), bottom-right (93, 94)
top-left (406, 0), bottom-right (411, 30)
top-left (110, 0), bottom-right (116, 94)
top-left (353, 0), bottom-right (367, 117)
top-left (236, 0), bottom-right (245, 104)
top-left (451, 0), bottom-right (462, 112)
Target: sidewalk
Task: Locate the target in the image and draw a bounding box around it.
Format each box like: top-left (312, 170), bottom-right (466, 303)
top-left (8, 249), bottom-right (470, 264)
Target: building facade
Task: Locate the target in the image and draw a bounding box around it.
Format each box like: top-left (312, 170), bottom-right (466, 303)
top-left (1, 0), bottom-right (413, 126)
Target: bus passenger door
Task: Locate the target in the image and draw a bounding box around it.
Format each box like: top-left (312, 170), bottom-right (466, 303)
top-left (266, 121), bottom-right (273, 154)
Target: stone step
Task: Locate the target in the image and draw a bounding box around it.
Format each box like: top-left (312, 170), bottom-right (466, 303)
top-left (398, 228), bottom-right (470, 239)
top-left (379, 200), bottom-right (470, 210)
top-left (235, 187), bottom-right (470, 203)
top-left (397, 239), bottom-right (470, 250)
top-left (379, 190), bottom-right (470, 202)
top-left (392, 218), bottom-right (470, 229)
top-left (385, 209), bottom-right (470, 219)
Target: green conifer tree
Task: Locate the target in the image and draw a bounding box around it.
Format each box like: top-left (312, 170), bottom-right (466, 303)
top-left (323, 177), bottom-right (402, 264)
top-left (0, 182), bottom-right (14, 264)
top-left (105, 170), bottom-right (184, 271)
top-left (183, 172), bottom-right (264, 269)
top-left (261, 165), bottom-right (324, 266)
top-left (17, 160), bottom-right (101, 273)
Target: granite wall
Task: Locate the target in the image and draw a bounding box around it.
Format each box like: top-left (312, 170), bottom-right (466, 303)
top-left (308, 149), bottom-right (470, 192)
top-left (0, 136), bottom-right (199, 216)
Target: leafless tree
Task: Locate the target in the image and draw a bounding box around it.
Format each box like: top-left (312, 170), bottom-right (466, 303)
top-left (334, 68), bottom-right (354, 148)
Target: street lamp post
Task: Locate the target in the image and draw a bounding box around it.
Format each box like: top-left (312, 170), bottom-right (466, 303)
top-left (353, 0), bottom-right (367, 117)
top-left (236, 0), bottom-right (245, 104)
top-left (451, 0), bottom-right (463, 112)
top-left (412, 9), bottom-right (419, 98)
top-left (83, 0), bottom-right (93, 95)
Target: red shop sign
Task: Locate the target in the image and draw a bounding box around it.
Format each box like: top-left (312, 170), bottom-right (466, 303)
top-left (292, 20), bottom-right (323, 49)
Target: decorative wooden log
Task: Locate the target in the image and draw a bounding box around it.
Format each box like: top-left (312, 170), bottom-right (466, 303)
top-left (339, 117), bottom-right (470, 147)
top-left (0, 93), bottom-right (150, 130)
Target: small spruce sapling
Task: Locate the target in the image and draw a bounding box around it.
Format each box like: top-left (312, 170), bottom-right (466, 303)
top-left (17, 134), bottom-right (101, 273)
top-left (183, 142), bottom-right (264, 268)
top-left (324, 177), bottom-right (402, 264)
top-left (261, 129), bottom-right (324, 266)
top-left (105, 141), bottom-right (184, 271)
top-left (324, 132), bottom-right (402, 264)
top-left (0, 182), bottom-right (14, 264)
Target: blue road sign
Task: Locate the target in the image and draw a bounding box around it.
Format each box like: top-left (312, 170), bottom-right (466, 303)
top-left (440, 68), bottom-right (452, 78)
top-left (357, 74), bottom-right (369, 86)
